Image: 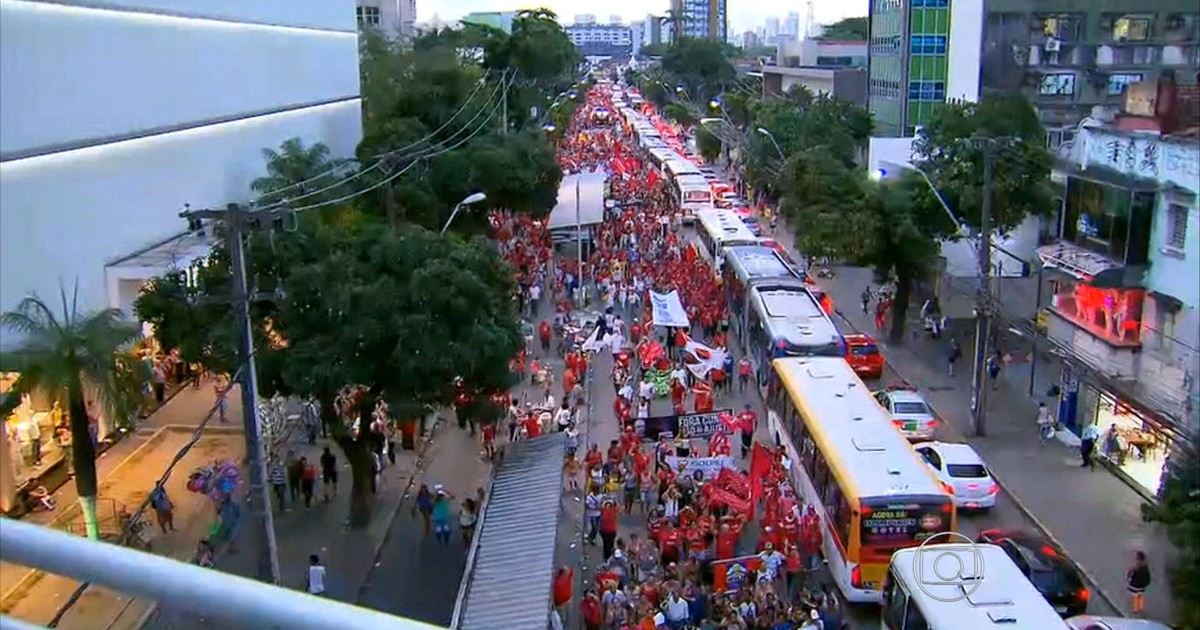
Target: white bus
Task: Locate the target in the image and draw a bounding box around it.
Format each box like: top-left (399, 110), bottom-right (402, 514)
top-left (765, 357), bottom-right (956, 604)
top-left (694, 208), bottom-right (756, 265)
top-left (885, 544), bottom-right (1072, 630)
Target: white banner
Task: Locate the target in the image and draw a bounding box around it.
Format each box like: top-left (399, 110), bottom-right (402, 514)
top-left (650, 290), bottom-right (690, 328)
top-left (680, 334), bottom-right (728, 380)
top-left (665, 455), bottom-right (735, 479)
top-left (580, 325), bottom-right (612, 353)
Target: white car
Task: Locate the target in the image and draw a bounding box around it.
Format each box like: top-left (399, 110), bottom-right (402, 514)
top-left (1065, 617), bottom-right (1172, 630)
top-left (873, 387), bottom-right (938, 441)
top-left (914, 441), bottom-right (999, 510)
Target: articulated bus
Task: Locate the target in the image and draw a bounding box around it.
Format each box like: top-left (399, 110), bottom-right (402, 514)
top-left (744, 281), bottom-right (845, 386)
top-left (694, 208), bottom-right (758, 269)
top-left (886, 544), bottom-right (1070, 630)
top-left (674, 175), bottom-right (713, 222)
top-left (722, 244), bottom-right (804, 333)
top-left (765, 357), bottom-right (956, 604)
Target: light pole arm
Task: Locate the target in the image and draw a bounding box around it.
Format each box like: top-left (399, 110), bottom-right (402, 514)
top-left (908, 166), bottom-right (963, 235)
top-left (440, 203), bottom-right (464, 236)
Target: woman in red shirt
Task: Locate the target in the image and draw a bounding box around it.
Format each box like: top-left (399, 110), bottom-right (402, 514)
top-left (552, 566), bottom-right (573, 619)
top-left (599, 499), bottom-right (620, 559)
top-left (579, 589), bottom-right (602, 630)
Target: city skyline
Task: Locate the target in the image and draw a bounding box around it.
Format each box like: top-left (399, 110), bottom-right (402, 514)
top-left (419, 0), bottom-right (863, 32)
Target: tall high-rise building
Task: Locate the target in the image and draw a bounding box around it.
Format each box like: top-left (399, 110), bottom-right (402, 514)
top-left (785, 12), bottom-right (801, 39)
top-left (867, 0), bottom-right (982, 137)
top-left (574, 14), bottom-right (597, 25)
top-left (647, 14), bottom-right (665, 45)
top-left (765, 16), bottom-right (780, 41)
top-left (670, 0), bottom-right (727, 41)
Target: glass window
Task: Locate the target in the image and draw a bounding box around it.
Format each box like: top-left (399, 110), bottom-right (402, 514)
top-left (1165, 203), bottom-right (1189, 251)
top-left (1113, 15), bottom-right (1151, 41)
top-left (946, 464), bottom-right (989, 478)
top-left (1107, 73), bottom-right (1144, 95)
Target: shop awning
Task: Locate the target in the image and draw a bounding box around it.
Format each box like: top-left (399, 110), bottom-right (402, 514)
top-left (1063, 164), bottom-right (1160, 192)
top-left (1036, 242), bottom-right (1133, 288)
top-left (1149, 291), bottom-right (1184, 313)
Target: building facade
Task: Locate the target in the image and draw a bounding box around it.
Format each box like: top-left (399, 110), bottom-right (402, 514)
top-left (355, 0), bottom-right (415, 38)
top-left (0, 0), bottom-right (361, 512)
top-left (566, 23), bottom-right (633, 57)
top-left (1038, 116), bottom-right (1199, 496)
top-left (460, 11), bottom-right (517, 34)
top-left (670, 0), bottom-right (727, 42)
top-left (981, 1), bottom-right (1200, 144)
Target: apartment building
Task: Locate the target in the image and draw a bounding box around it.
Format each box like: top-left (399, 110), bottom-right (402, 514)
top-left (566, 22), bottom-right (633, 57)
top-left (356, 0), bottom-right (416, 38)
top-left (670, 0), bottom-right (727, 42)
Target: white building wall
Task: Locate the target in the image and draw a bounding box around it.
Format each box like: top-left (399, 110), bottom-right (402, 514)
top-left (0, 0), bottom-right (362, 317)
top-left (945, 0), bottom-right (983, 103)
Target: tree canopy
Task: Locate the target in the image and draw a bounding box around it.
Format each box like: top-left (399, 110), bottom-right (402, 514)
top-left (352, 23), bottom-right (569, 233)
top-left (658, 38), bottom-right (737, 104)
top-left (1143, 436), bottom-right (1200, 629)
top-left (816, 16), bottom-right (868, 41)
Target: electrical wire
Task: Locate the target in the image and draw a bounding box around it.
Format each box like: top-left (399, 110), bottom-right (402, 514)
top-left (288, 74), bottom-right (513, 215)
top-left (270, 74), bottom-right (509, 212)
top-left (251, 70), bottom-right (496, 207)
top-left (45, 365), bottom-right (248, 628)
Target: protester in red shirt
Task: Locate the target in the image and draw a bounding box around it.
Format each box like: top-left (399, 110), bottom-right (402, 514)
top-left (715, 523), bottom-right (737, 559)
top-left (737, 404), bottom-right (758, 459)
top-left (552, 566), bottom-right (573, 616)
top-left (481, 423), bottom-right (496, 460)
top-left (584, 444), bottom-right (603, 475)
top-left (801, 506), bottom-right (823, 570)
top-left (599, 498), bottom-right (620, 559)
top-left (579, 590), bottom-right (602, 630)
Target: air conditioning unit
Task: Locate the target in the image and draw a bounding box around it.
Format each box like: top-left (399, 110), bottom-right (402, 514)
top-left (1044, 38), bottom-right (1062, 52)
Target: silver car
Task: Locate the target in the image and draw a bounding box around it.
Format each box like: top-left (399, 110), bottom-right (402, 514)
top-left (873, 387), bottom-right (939, 441)
top-left (1065, 616), bottom-right (1173, 630)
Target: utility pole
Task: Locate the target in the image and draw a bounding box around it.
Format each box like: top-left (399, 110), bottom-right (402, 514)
top-left (575, 178), bottom-right (584, 307)
top-left (970, 140), bottom-right (996, 437)
top-left (180, 203), bottom-right (294, 585)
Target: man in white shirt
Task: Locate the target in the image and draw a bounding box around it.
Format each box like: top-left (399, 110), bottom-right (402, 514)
top-left (554, 402), bottom-right (573, 432)
top-left (306, 554), bottom-right (327, 596)
top-left (758, 543), bottom-right (785, 581)
top-left (662, 590), bottom-right (690, 625)
top-left (618, 382), bottom-right (634, 402)
top-left (638, 379), bottom-right (654, 403)
top-left (529, 283), bottom-right (542, 314)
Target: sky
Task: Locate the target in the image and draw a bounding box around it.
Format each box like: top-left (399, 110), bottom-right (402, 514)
top-left (417, 0), bottom-right (866, 37)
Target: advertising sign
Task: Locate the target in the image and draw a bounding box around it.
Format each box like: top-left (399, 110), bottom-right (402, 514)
top-left (712, 556), bottom-right (764, 593)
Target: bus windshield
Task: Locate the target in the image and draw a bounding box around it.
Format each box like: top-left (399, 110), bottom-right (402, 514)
top-left (683, 189), bottom-right (711, 203)
top-left (860, 498), bottom-right (952, 557)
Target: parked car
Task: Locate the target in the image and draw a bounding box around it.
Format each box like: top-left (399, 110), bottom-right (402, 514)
top-left (978, 528), bottom-right (1090, 617)
top-left (872, 386), bottom-right (938, 441)
top-left (914, 441), bottom-right (999, 509)
top-left (844, 333), bottom-right (884, 379)
top-left (1065, 616), bottom-right (1171, 630)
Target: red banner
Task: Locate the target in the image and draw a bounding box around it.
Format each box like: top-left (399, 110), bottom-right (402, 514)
top-left (712, 555), bottom-right (764, 593)
top-left (749, 443), bottom-right (772, 506)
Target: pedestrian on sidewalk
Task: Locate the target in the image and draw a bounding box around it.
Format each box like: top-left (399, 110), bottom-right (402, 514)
top-left (413, 484), bottom-right (434, 536)
top-left (585, 487), bottom-right (602, 545)
top-left (459, 498), bottom-right (478, 546)
top-left (861, 286), bottom-right (872, 316)
top-left (946, 339), bottom-right (962, 377)
top-left (149, 485), bottom-right (176, 534)
top-left (320, 447), bottom-right (338, 501)
top-left (599, 497), bottom-right (620, 559)
top-left (269, 458), bottom-right (288, 510)
top-left (986, 352), bottom-right (1002, 389)
top-left (1080, 422), bottom-right (1100, 470)
top-left (552, 566), bottom-right (574, 626)
top-left (302, 397), bottom-right (319, 445)
top-left (285, 450), bottom-right (301, 503)
top-left (306, 554), bottom-right (327, 597)
top-left (737, 356), bottom-right (752, 392)
top-left (1126, 550), bottom-right (1152, 616)
top-left (431, 485), bottom-right (455, 545)
top-left (299, 457), bottom-right (316, 508)
top-left (1036, 403), bottom-right (1054, 446)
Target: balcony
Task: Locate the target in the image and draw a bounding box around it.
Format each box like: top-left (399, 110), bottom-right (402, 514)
top-left (1162, 44), bottom-right (1200, 66)
top-left (1028, 43), bottom-right (1095, 68)
top-left (1096, 44), bottom-right (1162, 67)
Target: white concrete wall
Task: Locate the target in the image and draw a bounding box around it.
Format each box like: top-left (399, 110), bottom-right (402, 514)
top-left (945, 0), bottom-right (983, 103)
top-left (781, 73), bottom-right (834, 97)
top-left (0, 0), bottom-right (362, 317)
top-left (867, 136), bottom-right (916, 174)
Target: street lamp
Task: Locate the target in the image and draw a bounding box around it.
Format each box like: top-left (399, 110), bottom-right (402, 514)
top-left (871, 165), bottom-right (965, 236)
top-left (755, 127), bottom-right (785, 160)
top-left (440, 192), bottom-right (487, 236)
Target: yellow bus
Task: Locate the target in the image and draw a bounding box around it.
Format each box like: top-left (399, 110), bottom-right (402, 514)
top-left (765, 357), bottom-right (956, 604)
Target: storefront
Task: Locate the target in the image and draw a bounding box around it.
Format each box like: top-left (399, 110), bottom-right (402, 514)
top-left (0, 373), bottom-right (69, 513)
top-left (1075, 385), bottom-right (1180, 498)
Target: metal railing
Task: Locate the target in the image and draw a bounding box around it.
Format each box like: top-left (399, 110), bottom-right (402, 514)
top-left (0, 518), bottom-right (445, 630)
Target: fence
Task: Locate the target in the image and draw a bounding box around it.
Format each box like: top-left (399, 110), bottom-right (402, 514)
top-left (0, 518), bottom-right (446, 630)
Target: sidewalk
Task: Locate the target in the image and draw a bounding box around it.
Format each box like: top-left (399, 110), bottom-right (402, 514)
top-left (768, 220), bottom-right (1174, 622)
top-left (0, 380), bottom-right (246, 629)
top-left (140, 414), bottom-right (444, 630)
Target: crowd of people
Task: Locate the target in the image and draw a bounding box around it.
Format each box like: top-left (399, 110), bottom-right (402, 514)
top-left (535, 86), bottom-right (851, 630)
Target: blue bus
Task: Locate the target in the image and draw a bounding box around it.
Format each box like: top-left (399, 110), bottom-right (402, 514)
top-left (745, 281), bottom-right (845, 386)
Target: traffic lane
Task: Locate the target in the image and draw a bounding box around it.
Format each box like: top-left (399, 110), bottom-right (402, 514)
top-left (357, 429), bottom-right (486, 626)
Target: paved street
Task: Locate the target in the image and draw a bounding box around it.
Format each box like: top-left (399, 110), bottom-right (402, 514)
top-left (357, 423), bottom-right (491, 626)
top-left (766, 217), bottom-right (1168, 621)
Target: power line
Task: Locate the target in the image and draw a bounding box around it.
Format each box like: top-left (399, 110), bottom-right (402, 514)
top-left (287, 75), bottom-right (512, 215)
top-left (250, 70), bottom-right (496, 207)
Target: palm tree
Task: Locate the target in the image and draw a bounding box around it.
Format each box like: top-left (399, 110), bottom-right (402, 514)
top-left (1, 290), bottom-right (139, 539)
top-left (251, 138), bottom-right (348, 206)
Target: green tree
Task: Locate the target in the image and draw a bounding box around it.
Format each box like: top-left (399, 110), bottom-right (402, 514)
top-left (745, 95), bottom-right (872, 197)
top-left (696, 124), bottom-right (723, 162)
top-left (911, 92), bottom-right (1054, 233)
top-left (662, 102), bottom-right (697, 130)
top-left (1143, 436), bottom-right (1200, 629)
top-left (638, 42), bottom-right (669, 58)
top-left (251, 138), bottom-right (348, 206)
top-left (660, 38), bottom-right (737, 104)
top-left (2, 292), bottom-right (140, 539)
top-left (480, 9), bottom-right (580, 132)
top-left (816, 16), bottom-right (869, 41)
top-left (272, 223), bottom-right (521, 526)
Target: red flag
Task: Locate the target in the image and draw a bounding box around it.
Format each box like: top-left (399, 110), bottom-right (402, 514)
top-left (750, 443), bottom-right (771, 505)
top-left (647, 169), bottom-right (659, 188)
